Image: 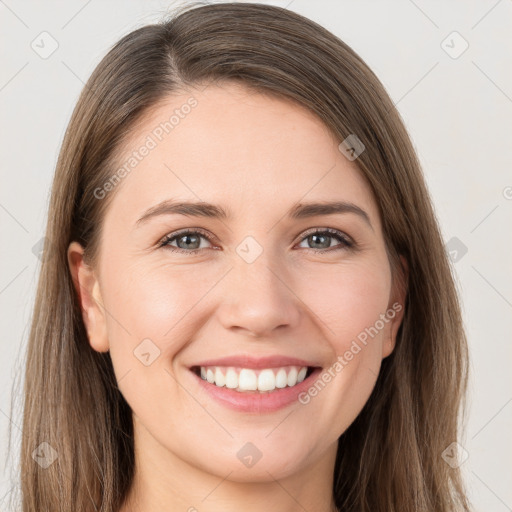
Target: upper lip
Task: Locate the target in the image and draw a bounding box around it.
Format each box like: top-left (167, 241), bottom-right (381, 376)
top-left (190, 355), bottom-right (321, 370)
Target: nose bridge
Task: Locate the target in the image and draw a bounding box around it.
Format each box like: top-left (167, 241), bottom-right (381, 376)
top-left (218, 240), bottom-right (301, 337)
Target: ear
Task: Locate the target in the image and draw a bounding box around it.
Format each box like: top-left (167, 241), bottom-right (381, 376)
top-left (382, 254), bottom-right (408, 358)
top-left (67, 241), bottom-right (109, 353)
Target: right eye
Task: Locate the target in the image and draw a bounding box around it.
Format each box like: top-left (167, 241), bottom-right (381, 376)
top-left (158, 229), bottom-right (215, 254)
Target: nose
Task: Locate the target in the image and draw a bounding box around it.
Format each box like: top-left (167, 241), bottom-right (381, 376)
top-left (217, 252), bottom-right (302, 338)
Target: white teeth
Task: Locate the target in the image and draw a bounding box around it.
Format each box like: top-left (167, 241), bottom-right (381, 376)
top-left (258, 369), bottom-right (275, 391)
top-left (214, 367), bottom-right (226, 387)
top-left (238, 369), bottom-right (258, 391)
top-left (225, 368), bottom-right (238, 389)
top-left (196, 365), bottom-right (311, 393)
top-left (287, 367), bottom-right (298, 386)
top-left (275, 368), bottom-right (288, 388)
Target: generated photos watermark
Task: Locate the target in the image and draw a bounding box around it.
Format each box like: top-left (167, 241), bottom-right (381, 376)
top-left (298, 301), bottom-right (403, 404)
top-left (94, 96), bottom-right (198, 200)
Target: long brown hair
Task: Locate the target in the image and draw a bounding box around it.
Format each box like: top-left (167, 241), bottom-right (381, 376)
top-left (14, 2), bottom-right (471, 510)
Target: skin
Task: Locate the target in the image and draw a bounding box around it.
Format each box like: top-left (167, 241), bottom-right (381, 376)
top-left (68, 82), bottom-right (407, 512)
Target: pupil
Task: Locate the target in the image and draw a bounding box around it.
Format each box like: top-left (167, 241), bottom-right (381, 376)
top-left (179, 234), bottom-right (199, 249)
top-left (310, 234), bottom-right (329, 249)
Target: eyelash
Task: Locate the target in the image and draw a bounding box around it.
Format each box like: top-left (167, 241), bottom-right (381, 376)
top-left (157, 227), bottom-right (355, 255)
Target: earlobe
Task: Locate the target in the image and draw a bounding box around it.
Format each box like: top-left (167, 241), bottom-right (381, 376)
top-left (382, 306), bottom-right (405, 358)
top-left (382, 254), bottom-right (408, 358)
top-left (67, 241), bottom-right (110, 353)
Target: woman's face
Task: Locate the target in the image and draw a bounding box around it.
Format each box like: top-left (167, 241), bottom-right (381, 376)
top-left (69, 82), bottom-right (406, 483)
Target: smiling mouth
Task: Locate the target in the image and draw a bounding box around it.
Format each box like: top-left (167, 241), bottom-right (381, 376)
top-left (190, 365), bottom-right (319, 393)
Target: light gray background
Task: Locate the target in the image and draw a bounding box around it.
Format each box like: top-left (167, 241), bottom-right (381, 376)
top-left (1, 1), bottom-right (511, 510)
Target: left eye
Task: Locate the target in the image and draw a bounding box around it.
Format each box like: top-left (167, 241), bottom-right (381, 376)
top-left (158, 228), bottom-right (354, 254)
top-left (297, 229), bottom-right (353, 251)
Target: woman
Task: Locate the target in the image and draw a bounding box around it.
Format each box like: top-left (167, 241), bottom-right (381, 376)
top-left (19, 2), bottom-right (471, 511)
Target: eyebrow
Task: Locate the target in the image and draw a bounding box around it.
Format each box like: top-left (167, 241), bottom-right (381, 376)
top-left (135, 199), bottom-right (373, 230)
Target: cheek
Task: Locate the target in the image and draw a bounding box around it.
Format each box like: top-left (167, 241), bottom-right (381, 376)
top-left (100, 256), bottom-right (222, 355)
top-left (295, 261), bottom-right (391, 425)
top-left (99, 258), bottom-right (212, 412)
top-left (296, 258), bottom-right (392, 349)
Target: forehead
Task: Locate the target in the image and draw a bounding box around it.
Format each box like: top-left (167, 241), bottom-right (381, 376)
top-left (106, 82), bottom-right (380, 229)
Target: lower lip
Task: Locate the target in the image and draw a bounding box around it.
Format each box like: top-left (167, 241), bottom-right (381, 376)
top-left (190, 367), bottom-right (322, 413)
